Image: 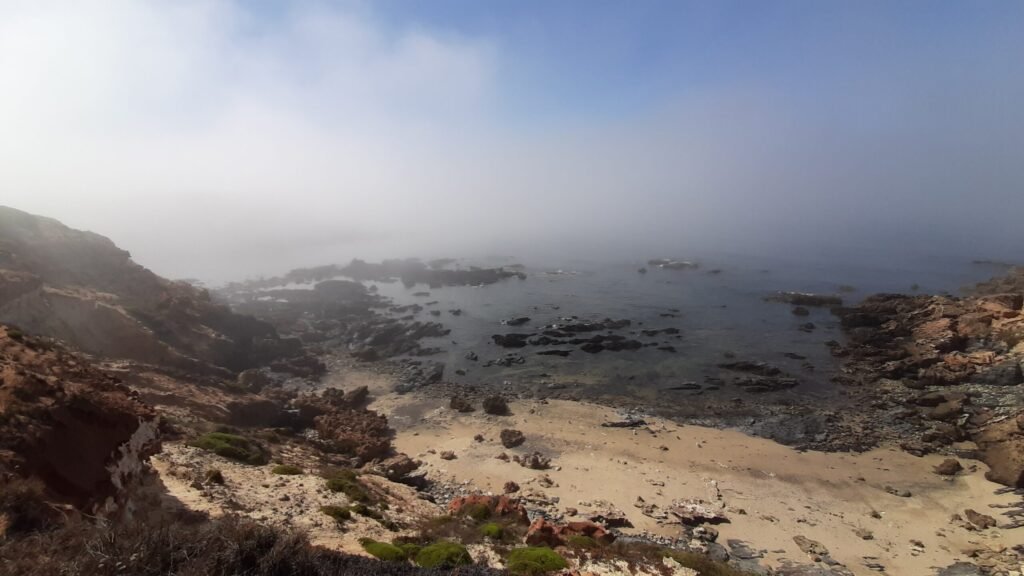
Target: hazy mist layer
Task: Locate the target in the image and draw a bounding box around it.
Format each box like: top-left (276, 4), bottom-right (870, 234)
top-left (1, 1), bottom-right (1021, 282)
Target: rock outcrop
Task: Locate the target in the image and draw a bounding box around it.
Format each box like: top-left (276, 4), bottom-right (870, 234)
top-left (0, 324), bottom-right (160, 518)
top-left (831, 270), bottom-right (1024, 486)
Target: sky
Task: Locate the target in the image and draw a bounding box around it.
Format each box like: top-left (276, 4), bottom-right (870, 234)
top-left (1, 0), bottom-right (1022, 282)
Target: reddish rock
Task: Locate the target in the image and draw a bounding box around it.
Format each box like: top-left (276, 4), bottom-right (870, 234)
top-left (561, 521), bottom-right (616, 545)
top-left (523, 518), bottom-right (617, 546)
top-left (524, 518), bottom-right (562, 546)
top-left (448, 495), bottom-right (529, 524)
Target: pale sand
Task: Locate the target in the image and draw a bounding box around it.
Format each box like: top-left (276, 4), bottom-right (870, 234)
top-left (374, 387), bottom-right (1024, 576)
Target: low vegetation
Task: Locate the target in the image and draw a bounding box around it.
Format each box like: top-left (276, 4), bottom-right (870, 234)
top-left (187, 432), bottom-right (268, 465)
top-left (566, 535), bottom-right (598, 549)
top-left (319, 505), bottom-right (351, 524)
top-left (271, 464), bottom-right (303, 475)
top-left (414, 541), bottom-right (473, 569)
top-left (359, 538), bottom-right (407, 562)
top-left (664, 550), bottom-right (753, 576)
top-left (322, 468), bottom-right (370, 502)
top-left (506, 547), bottom-right (568, 574)
top-left (0, 515), bottom-right (505, 576)
top-left (479, 522), bottom-right (503, 539)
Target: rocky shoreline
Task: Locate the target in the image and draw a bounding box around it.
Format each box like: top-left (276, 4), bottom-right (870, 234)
top-left (3, 206), bottom-right (1024, 575)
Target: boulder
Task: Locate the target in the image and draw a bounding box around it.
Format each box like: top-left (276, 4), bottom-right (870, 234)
top-left (963, 508), bottom-right (996, 529)
top-left (450, 396), bottom-right (474, 413)
top-left (670, 500), bottom-right (729, 526)
top-left (500, 429), bottom-right (526, 448)
top-left (933, 459), bottom-right (964, 476)
top-left (483, 396), bottom-right (510, 416)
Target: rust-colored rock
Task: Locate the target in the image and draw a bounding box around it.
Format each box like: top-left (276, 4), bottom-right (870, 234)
top-left (524, 518), bottom-right (562, 546)
top-left (523, 518), bottom-right (617, 546)
top-left (448, 494), bottom-right (529, 524)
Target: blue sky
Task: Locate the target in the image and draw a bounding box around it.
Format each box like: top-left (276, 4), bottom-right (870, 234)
top-left (0, 1), bottom-right (1021, 280)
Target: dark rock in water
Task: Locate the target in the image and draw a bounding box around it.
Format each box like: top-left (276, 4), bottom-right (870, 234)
top-left (455, 368), bottom-right (466, 376)
top-left (657, 346), bottom-right (677, 353)
top-left (465, 351), bottom-right (478, 361)
top-left (449, 308), bottom-right (463, 316)
top-left (503, 317), bottom-right (531, 327)
top-left (395, 361), bottom-right (444, 393)
top-left (529, 336), bottom-right (564, 346)
top-left (483, 354), bottom-right (526, 367)
top-left (638, 267), bottom-right (647, 274)
top-left (798, 322), bottom-right (816, 332)
top-left (733, 376), bottom-right (799, 393)
top-left (537, 349), bottom-right (572, 357)
top-left (665, 382), bottom-right (701, 391)
top-left (765, 291), bottom-right (843, 307)
top-left (641, 328), bottom-right (680, 336)
top-left (791, 306), bottom-right (810, 316)
top-left (783, 352), bottom-right (807, 360)
top-left (500, 428), bottom-right (525, 448)
top-left (412, 291), bottom-right (430, 297)
top-left (429, 310), bottom-right (441, 316)
top-left (342, 258), bottom-right (521, 286)
top-left (580, 342), bottom-right (604, 354)
top-left (555, 318), bottom-right (631, 333)
top-left (719, 361), bottom-right (783, 377)
top-left (492, 333), bottom-right (532, 348)
top-left (483, 395), bottom-right (510, 416)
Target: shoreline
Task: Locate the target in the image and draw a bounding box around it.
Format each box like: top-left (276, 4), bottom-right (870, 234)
top-left (345, 361), bottom-right (1021, 575)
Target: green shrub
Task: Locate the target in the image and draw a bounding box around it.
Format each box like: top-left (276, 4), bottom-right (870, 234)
top-left (350, 503), bottom-right (382, 520)
top-left (506, 547), bottom-right (568, 575)
top-left (272, 464), bottom-right (303, 475)
top-left (359, 539), bottom-right (407, 562)
top-left (322, 469), bottom-right (370, 502)
top-left (480, 522), bottom-right (503, 539)
top-left (398, 543), bottom-right (422, 558)
top-left (320, 505), bottom-right (351, 524)
top-left (462, 502), bottom-right (492, 521)
top-left (188, 433), bottom-right (268, 465)
top-left (664, 551), bottom-right (752, 576)
top-left (414, 541), bottom-right (473, 569)
top-left (567, 535), bottom-right (598, 549)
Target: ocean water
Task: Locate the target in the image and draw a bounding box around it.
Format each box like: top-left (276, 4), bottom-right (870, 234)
top-left (362, 253), bottom-right (1006, 402)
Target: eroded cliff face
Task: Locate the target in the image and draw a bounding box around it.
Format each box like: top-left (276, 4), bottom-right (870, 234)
top-left (0, 325), bottom-right (160, 517)
top-left (0, 206), bottom-right (294, 373)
